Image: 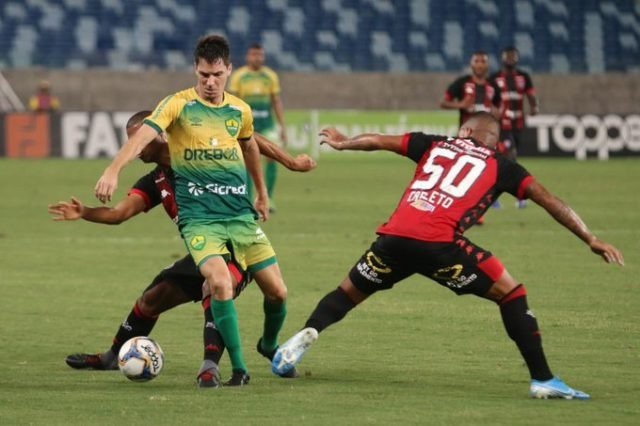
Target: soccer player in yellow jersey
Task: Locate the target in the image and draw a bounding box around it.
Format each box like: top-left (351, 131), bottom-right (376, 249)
top-left (95, 35), bottom-right (291, 386)
top-left (229, 44), bottom-right (287, 211)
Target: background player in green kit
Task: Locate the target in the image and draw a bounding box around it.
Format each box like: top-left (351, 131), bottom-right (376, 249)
top-left (229, 43), bottom-right (287, 211)
top-left (95, 35), bottom-right (288, 386)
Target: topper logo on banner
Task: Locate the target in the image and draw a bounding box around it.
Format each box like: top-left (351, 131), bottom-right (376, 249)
top-left (528, 114), bottom-right (640, 160)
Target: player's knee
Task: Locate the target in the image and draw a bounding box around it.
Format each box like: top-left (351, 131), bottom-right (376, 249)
top-left (205, 275), bottom-right (234, 299)
top-left (137, 292), bottom-right (162, 317)
top-left (264, 283), bottom-right (287, 304)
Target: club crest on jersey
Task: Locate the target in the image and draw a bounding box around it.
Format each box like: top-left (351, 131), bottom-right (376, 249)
top-left (225, 119), bottom-right (239, 136)
top-left (190, 235), bottom-right (206, 250)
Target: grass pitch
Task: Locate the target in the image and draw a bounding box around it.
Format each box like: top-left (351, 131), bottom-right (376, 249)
top-left (0, 155), bottom-right (638, 425)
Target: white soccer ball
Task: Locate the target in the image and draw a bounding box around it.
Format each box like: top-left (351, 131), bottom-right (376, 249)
top-left (118, 337), bottom-right (164, 382)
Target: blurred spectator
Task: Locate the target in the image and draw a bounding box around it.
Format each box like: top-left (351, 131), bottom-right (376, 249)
top-left (29, 80), bottom-right (60, 112)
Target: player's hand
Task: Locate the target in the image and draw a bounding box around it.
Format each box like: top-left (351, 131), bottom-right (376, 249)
top-left (48, 197), bottom-right (84, 221)
top-left (291, 154), bottom-right (317, 172)
top-left (319, 127), bottom-right (348, 150)
top-left (589, 238), bottom-right (624, 266)
top-left (95, 168), bottom-right (118, 204)
top-left (254, 193), bottom-right (269, 222)
top-left (530, 106), bottom-right (540, 116)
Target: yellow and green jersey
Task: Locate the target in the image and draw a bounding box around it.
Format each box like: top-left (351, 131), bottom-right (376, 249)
top-left (144, 88), bottom-right (255, 224)
top-left (228, 65), bottom-right (280, 133)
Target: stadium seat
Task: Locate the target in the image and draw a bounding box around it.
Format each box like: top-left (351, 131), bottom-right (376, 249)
top-left (0, 0), bottom-right (638, 72)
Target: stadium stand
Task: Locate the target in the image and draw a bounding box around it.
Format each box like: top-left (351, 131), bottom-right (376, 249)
top-left (0, 0), bottom-right (638, 72)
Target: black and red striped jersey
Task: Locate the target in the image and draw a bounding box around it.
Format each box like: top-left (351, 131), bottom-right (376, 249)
top-left (129, 166), bottom-right (178, 223)
top-left (444, 75), bottom-right (501, 126)
top-left (376, 133), bottom-right (534, 242)
top-left (490, 69), bottom-right (535, 131)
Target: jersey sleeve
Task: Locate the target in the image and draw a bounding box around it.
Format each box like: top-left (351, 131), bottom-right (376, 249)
top-left (491, 80), bottom-right (502, 106)
top-left (228, 70), bottom-right (241, 94)
top-left (403, 133), bottom-right (446, 163)
top-left (238, 104), bottom-right (254, 140)
top-left (268, 69), bottom-right (281, 95)
top-left (144, 94), bottom-right (182, 134)
top-left (128, 170), bottom-right (162, 212)
top-left (495, 156), bottom-right (535, 199)
top-left (523, 72), bottom-right (536, 95)
top-left (445, 76), bottom-right (465, 101)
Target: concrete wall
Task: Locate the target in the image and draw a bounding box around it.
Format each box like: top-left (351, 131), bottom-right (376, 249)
top-left (4, 69), bottom-right (639, 114)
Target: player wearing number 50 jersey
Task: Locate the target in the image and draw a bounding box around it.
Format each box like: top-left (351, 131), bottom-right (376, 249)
top-left (272, 112), bottom-right (624, 400)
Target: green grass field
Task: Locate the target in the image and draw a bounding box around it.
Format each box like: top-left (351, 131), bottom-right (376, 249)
top-left (1, 155), bottom-right (638, 425)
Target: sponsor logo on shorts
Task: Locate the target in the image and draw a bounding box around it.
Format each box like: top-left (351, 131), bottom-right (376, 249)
top-left (190, 235), bottom-right (206, 250)
top-left (432, 264), bottom-right (463, 280)
top-left (225, 118), bottom-right (239, 136)
top-left (433, 264), bottom-right (477, 289)
top-left (356, 251), bottom-right (392, 284)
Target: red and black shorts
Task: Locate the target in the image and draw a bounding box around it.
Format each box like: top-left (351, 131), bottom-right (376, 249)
top-left (145, 254), bottom-right (251, 302)
top-left (348, 234), bottom-right (504, 297)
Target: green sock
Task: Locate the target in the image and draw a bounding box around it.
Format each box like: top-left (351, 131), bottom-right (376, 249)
top-left (265, 161), bottom-right (277, 200)
top-left (210, 299), bottom-right (247, 374)
top-left (261, 299), bottom-right (287, 352)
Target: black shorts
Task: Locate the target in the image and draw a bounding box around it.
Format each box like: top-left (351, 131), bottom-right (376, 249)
top-left (145, 255), bottom-right (251, 302)
top-left (348, 235), bottom-right (504, 297)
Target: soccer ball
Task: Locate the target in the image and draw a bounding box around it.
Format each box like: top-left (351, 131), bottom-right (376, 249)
top-left (117, 337), bottom-right (164, 382)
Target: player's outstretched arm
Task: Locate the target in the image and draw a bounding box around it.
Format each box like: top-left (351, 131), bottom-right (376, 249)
top-left (440, 95), bottom-right (474, 111)
top-left (271, 94), bottom-right (288, 146)
top-left (319, 127), bottom-right (405, 153)
top-left (241, 135), bottom-right (269, 221)
top-left (254, 132), bottom-right (316, 172)
top-left (48, 195), bottom-right (147, 225)
top-left (95, 124), bottom-right (158, 204)
top-left (526, 181), bottom-right (624, 266)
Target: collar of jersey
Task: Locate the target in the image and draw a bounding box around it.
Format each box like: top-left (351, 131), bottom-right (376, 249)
top-left (191, 87), bottom-right (228, 108)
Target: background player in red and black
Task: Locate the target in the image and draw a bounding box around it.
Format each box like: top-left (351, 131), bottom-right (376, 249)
top-left (272, 112), bottom-right (624, 400)
top-left (440, 51), bottom-right (501, 126)
top-left (49, 111), bottom-right (316, 387)
top-left (490, 46), bottom-right (539, 161)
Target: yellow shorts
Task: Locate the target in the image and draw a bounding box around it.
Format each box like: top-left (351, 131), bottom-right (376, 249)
top-left (181, 216), bottom-right (276, 273)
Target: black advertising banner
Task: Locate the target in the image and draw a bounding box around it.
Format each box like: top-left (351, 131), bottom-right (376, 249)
top-left (519, 114), bottom-right (640, 159)
top-left (1, 112), bottom-right (639, 159)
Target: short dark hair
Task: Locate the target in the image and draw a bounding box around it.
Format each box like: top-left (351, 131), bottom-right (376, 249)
top-left (194, 34), bottom-right (230, 65)
top-left (502, 46), bottom-right (519, 54)
top-left (126, 110), bottom-right (152, 129)
top-left (471, 50), bottom-right (488, 57)
top-left (248, 43), bottom-right (263, 50)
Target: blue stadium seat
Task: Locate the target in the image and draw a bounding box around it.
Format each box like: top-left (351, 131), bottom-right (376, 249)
top-left (0, 0), bottom-right (638, 72)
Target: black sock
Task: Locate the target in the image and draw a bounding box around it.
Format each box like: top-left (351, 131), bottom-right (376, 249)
top-left (110, 302), bottom-right (158, 355)
top-left (304, 287), bottom-right (357, 333)
top-left (202, 296), bottom-right (225, 364)
top-left (499, 285), bottom-right (553, 381)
